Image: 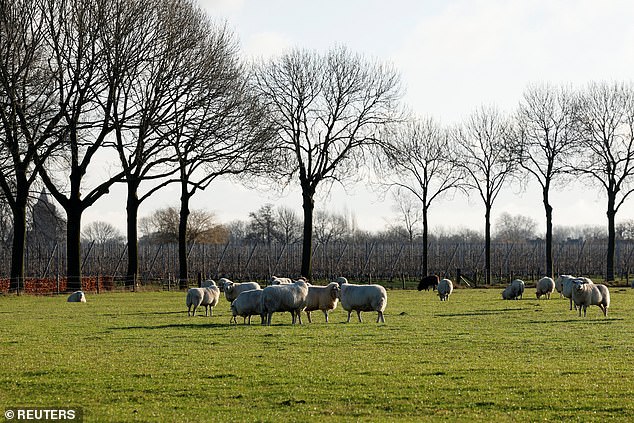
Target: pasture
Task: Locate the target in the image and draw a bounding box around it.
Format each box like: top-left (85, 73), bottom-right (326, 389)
top-left (1, 286), bottom-right (634, 422)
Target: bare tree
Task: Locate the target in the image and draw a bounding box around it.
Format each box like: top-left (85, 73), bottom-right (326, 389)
top-left (252, 46), bottom-right (403, 279)
top-left (573, 81), bottom-right (634, 281)
top-left (0, 0), bottom-right (63, 290)
top-left (454, 105), bottom-right (517, 284)
top-left (516, 83), bottom-right (579, 278)
top-left (494, 212), bottom-right (538, 242)
top-left (313, 210), bottom-right (349, 245)
top-left (380, 117), bottom-right (464, 275)
top-left (139, 207), bottom-right (227, 245)
top-left (275, 206), bottom-right (302, 245)
top-left (390, 191), bottom-right (422, 243)
top-left (246, 204), bottom-right (278, 246)
top-left (82, 221), bottom-right (123, 244)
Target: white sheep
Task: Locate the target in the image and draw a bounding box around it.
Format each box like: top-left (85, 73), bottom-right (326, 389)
top-left (437, 279), bottom-right (453, 301)
top-left (557, 275), bottom-right (593, 310)
top-left (338, 281), bottom-right (387, 323)
top-left (67, 290), bottom-right (86, 303)
top-left (186, 285), bottom-right (220, 317)
top-left (230, 289), bottom-right (265, 325)
top-left (535, 277), bottom-right (555, 299)
top-left (571, 280), bottom-right (610, 317)
top-left (261, 280), bottom-right (309, 325)
top-left (201, 279), bottom-right (216, 288)
top-left (502, 279), bottom-right (524, 300)
top-left (224, 281), bottom-right (261, 303)
top-left (270, 276), bottom-right (293, 285)
top-left (304, 282), bottom-right (340, 323)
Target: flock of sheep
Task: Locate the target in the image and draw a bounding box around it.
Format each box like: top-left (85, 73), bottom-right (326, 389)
top-left (66, 272), bottom-right (611, 321)
top-left (499, 275), bottom-right (611, 317)
top-left (186, 276), bottom-right (388, 325)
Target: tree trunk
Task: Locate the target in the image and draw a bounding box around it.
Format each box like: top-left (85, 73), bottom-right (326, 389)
top-left (178, 184), bottom-right (190, 289)
top-left (125, 182), bottom-right (140, 288)
top-left (606, 193), bottom-right (616, 282)
top-left (543, 187), bottom-right (553, 279)
top-left (66, 202), bottom-right (83, 292)
top-left (422, 205), bottom-right (429, 276)
top-left (9, 195), bottom-right (28, 292)
top-left (300, 187), bottom-right (315, 279)
top-left (485, 205), bottom-right (491, 285)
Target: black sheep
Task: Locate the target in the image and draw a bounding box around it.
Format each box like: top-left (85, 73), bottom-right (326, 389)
top-left (417, 275), bottom-right (439, 291)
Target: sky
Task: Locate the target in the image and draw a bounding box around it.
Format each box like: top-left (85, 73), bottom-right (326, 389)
top-left (84, 0), bottom-right (634, 236)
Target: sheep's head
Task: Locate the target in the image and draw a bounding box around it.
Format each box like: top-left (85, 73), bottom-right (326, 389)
top-left (224, 283), bottom-right (234, 294)
top-left (328, 282), bottom-right (340, 299)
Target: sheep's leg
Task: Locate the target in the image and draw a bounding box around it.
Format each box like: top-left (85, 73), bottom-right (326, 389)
top-left (192, 305), bottom-right (197, 316)
top-left (187, 305), bottom-right (191, 317)
top-left (323, 310), bottom-right (328, 323)
top-left (266, 312), bottom-right (272, 326)
top-left (296, 310), bottom-right (303, 325)
top-left (569, 298), bottom-right (573, 310)
top-left (209, 306), bottom-right (213, 317)
top-left (346, 311), bottom-right (352, 323)
top-left (357, 310), bottom-right (362, 323)
top-left (377, 312), bottom-right (385, 323)
top-left (307, 311), bottom-right (312, 324)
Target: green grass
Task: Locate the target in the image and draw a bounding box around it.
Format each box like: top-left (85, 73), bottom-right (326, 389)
top-left (1, 287), bottom-right (634, 422)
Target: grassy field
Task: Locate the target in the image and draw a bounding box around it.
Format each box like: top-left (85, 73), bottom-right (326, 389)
top-left (1, 285), bottom-right (634, 422)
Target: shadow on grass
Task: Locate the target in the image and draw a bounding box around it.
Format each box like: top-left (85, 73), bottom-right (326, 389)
top-left (436, 308), bottom-right (523, 317)
top-left (527, 317), bottom-right (623, 324)
top-left (109, 322), bottom-right (234, 330)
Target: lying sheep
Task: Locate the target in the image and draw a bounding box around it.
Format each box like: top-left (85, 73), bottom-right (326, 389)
top-left (224, 281), bottom-right (261, 303)
top-left (186, 285), bottom-right (220, 317)
top-left (418, 275), bottom-right (439, 291)
top-left (338, 281), bottom-right (387, 323)
top-left (261, 280), bottom-right (309, 325)
top-left (535, 277), bottom-right (555, 299)
top-left (304, 282), bottom-right (340, 323)
top-left (67, 290), bottom-right (86, 303)
top-left (230, 289), bottom-right (265, 325)
top-left (571, 280), bottom-right (610, 317)
top-left (437, 279), bottom-right (453, 301)
top-left (502, 279), bottom-right (525, 300)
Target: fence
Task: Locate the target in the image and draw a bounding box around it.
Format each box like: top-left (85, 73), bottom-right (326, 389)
top-left (1, 238), bottom-right (633, 293)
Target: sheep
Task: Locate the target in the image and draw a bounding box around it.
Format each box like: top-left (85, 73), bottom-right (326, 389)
top-left (270, 276), bottom-right (293, 285)
top-left (230, 289), bottom-right (265, 325)
top-left (418, 275), bottom-right (439, 291)
top-left (502, 279), bottom-right (525, 300)
top-left (338, 281), bottom-right (387, 323)
top-left (67, 290), bottom-right (86, 303)
top-left (217, 278), bottom-right (233, 291)
top-left (335, 276), bottom-right (348, 286)
top-left (186, 285), bottom-right (220, 317)
top-left (556, 275), bottom-right (593, 310)
top-left (201, 279), bottom-right (216, 288)
top-left (261, 280), bottom-right (309, 325)
top-left (437, 279), bottom-right (453, 301)
top-left (535, 276), bottom-right (555, 299)
top-left (304, 282), bottom-right (340, 323)
top-left (571, 280), bottom-right (610, 317)
top-left (224, 281), bottom-right (261, 303)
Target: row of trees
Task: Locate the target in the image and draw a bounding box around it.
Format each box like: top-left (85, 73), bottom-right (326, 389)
top-left (2, 0), bottom-right (633, 292)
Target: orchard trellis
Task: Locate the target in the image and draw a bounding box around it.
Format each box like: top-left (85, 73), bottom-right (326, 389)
top-left (1, 239), bottom-right (633, 292)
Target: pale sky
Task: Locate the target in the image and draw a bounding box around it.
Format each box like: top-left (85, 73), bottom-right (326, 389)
top-left (85, 0), bottom-right (634, 235)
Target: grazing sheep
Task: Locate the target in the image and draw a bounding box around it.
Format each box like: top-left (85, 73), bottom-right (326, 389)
top-left (261, 280), bottom-right (309, 325)
top-left (338, 282), bottom-right (387, 323)
top-left (502, 279), bottom-right (525, 300)
top-left (571, 280), bottom-right (610, 317)
top-left (437, 279), bottom-right (453, 301)
top-left (270, 276), bottom-right (292, 285)
top-left (304, 282), bottom-right (340, 323)
top-left (535, 277), bottom-right (555, 299)
top-left (418, 275), bottom-right (439, 291)
top-left (67, 291), bottom-right (86, 303)
top-left (186, 285), bottom-right (220, 317)
top-left (224, 281), bottom-right (261, 303)
top-left (230, 289), bottom-right (265, 325)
